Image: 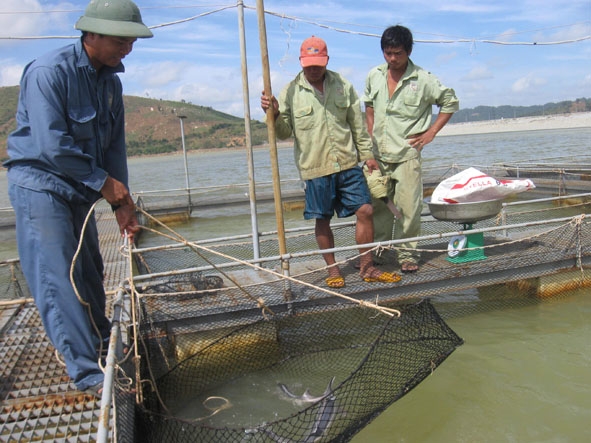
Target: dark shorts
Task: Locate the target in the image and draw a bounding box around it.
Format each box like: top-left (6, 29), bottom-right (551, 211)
top-left (303, 166), bottom-right (371, 220)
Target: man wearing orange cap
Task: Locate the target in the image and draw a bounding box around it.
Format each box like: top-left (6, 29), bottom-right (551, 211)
top-left (261, 36), bottom-right (400, 288)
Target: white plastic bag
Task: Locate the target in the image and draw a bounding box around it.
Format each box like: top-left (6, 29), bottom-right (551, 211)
top-left (431, 167), bottom-right (535, 204)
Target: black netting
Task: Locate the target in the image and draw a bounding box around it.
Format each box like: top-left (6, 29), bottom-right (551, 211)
top-left (113, 358), bottom-right (138, 443)
top-left (116, 190), bottom-right (591, 442)
top-left (132, 299), bottom-right (462, 442)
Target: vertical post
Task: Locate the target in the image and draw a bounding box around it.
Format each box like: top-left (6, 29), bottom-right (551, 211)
top-left (96, 290), bottom-right (124, 443)
top-left (237, 0), bottom-right (261, 260)
top-left (178, 115), bottom-right (192, 214)
top-left (255, 0), bottom-right (287, 256)
top-left (256, 0), bottom-right (291, 298)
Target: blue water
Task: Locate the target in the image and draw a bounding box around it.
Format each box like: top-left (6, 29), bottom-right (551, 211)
top-left (125, 127), bottom-right (590, 194)
top-left (1, 127), bottom-right (590, 441)
top-left (1, 127), bottom-right (587, 207)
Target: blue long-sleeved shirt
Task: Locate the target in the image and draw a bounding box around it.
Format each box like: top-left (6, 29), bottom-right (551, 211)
top-left (4, 37), bottom-right (129, 203)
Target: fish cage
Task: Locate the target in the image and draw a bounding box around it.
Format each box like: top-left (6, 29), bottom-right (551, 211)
top-left (3, 161), bottom-right (591, 442)
top-left (131, 299), bottom-right (462, 442)
top-left (134, 179), bottom-right (305, 225)
top-left (115, 185), bottom-right (591, 442)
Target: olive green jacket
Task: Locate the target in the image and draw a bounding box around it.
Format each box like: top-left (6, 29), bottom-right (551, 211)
top-left (363, 60), bottom-right (459, 163)
top-left (274, 70), bottom-right (374, 180)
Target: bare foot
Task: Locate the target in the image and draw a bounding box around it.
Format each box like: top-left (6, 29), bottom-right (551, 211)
top-left (327, 265), bottom-right (342, 278)
top-left (401, 261), bottom-right (419, 273)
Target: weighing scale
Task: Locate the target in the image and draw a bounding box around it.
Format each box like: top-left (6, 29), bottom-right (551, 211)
top-left (426, 197), bottom-right (504, 263)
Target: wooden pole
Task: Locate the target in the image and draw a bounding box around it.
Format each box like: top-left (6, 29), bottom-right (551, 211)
top-left (255, 0), bottom-right (287, 259)
top-left (255, 0), bottom-right (292, 301)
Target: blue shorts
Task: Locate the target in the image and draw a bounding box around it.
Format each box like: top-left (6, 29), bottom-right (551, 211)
top-left (304, 166), bottom-right (371, 220)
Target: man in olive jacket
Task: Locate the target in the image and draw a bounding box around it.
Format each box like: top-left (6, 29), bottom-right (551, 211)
top-left (261, 36), bottom-right (400, 288)
top-left (364, 25), bottom-right (459, 272)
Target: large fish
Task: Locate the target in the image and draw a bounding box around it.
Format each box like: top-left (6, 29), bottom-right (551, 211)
top-left (255, 377), bottom-right (338, 442)
top-left (278, 376), bottom-right (336, 403)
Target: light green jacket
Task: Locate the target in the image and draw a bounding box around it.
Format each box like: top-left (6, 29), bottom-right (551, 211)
top-left (274, 70), bottom-right (374, 180)
top-left (363, 60), bottom-right (459, 163)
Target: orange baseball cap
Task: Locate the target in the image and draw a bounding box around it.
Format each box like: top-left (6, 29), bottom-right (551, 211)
top-left (299, 36), bottom-right (329, 67)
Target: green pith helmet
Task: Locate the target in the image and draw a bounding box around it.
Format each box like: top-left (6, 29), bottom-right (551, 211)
top-left (75, 0), bottom-right (153, 38)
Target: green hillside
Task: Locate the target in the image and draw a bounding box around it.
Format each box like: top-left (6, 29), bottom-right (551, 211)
top-left (0, 87), bottom-right (269, 161)
top-left (0, 86), bottom-right (20, 160)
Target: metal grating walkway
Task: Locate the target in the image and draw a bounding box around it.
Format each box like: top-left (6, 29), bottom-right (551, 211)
top-left (0, 203), bottom-right (130, 442)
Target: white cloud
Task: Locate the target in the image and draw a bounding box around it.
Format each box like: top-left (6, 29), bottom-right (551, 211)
top-left (435, 51), bottom-right (458, 65)
top-left (0, 1), bottom-right (75, 38)
top-left (126, 61), bottom-right (192, 88)
top-left (0, 62), bottom-right (25, 86)
top-left (512, 74), bottom-right (547, 93)
top-left (548, 21), bottom-right (591, 42)
top-left (462, 65), bottom-right (494, 81)
top-left (437, 2), bottom-right (504, 14)
top-left (495, 29), bottom-right (519, 43)
top-left (0, 1), bottom-right (44, 37)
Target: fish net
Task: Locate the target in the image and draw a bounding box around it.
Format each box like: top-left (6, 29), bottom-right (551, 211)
top-left (131, 294), bottom-right (462, 443)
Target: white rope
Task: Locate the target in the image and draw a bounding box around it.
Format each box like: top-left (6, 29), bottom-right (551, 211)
top-left (136, 206), bottom-right (401, 317)
top-left (69, 199), bottom-right (108, 372)
top-left (0, 4), bottom-right (589, 47)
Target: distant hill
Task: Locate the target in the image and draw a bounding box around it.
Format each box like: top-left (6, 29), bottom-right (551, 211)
top-left (121, 95), bottom-right (269, 156)
top-left (1, 86), bottom-right (589, 161)
top-left (0, 86), bottom-right (20, 160)
top-left (0, 86), bottom-right (269, 161)
top-left (449, 98), bottom-right (591, 123)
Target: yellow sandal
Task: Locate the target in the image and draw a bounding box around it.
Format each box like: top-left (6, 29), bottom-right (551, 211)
top-left (325, 276), bottom-right (345, 288)
top-left (362, 271), bottom-right (401, 284)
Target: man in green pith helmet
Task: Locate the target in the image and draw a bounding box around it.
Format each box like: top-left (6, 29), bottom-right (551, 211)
top-left (4, 0), bottom-right (152, 398)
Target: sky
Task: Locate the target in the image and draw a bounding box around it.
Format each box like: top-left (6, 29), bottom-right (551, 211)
top-left (0, 0), bottom-right (590, 121)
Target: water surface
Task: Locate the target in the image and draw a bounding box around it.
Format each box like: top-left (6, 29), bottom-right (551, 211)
top-left (1, 127), bottom-right (590, 441)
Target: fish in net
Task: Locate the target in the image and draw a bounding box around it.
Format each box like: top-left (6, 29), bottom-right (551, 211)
top-left (131, 298), bottom-right (463, 442)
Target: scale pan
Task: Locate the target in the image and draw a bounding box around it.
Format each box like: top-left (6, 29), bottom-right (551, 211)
top-left (425, 197), bottom-right (504, 223)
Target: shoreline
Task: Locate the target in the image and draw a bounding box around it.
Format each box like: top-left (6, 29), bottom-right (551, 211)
top-left (129, 113), bottom-right (590, 158)
top-left (438, 111), bottom-right (591, 137)
top-left (128, 140), bottom-right (294, 158)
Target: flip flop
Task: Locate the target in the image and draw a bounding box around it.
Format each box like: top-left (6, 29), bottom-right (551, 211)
top-left (325, 276), bottom-right (345, 288)
top-left (362, 271), bottom-right (401, 283)
top-left (401, 262), bottom-right (419, 273)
